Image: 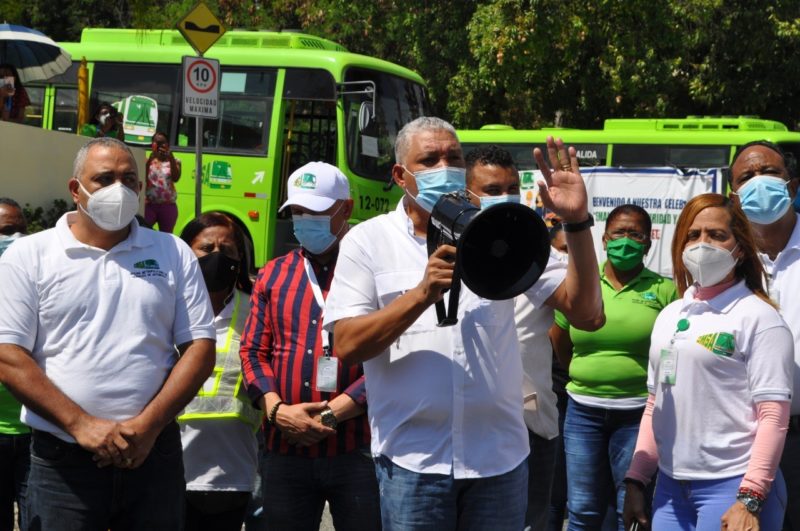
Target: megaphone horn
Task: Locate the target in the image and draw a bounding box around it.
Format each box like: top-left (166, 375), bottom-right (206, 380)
top-left (427, 191), bottom-right (551, 326)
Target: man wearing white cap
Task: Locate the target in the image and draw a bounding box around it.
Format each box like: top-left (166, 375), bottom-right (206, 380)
top-left (240, 162), bottom-right (380, 531)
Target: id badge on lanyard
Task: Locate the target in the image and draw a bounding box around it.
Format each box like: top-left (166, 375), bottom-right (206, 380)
top-left (660, 317), bottom-right (689, 385)
top-left (305, 258), bottom-right (339, 393)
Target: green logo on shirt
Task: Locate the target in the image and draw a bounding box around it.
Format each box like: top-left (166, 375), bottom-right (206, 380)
top-left (294, 173), bottom-right (317, 189)
top-left (133, 259), bottom-right (160, 270)
top-left (697, 332), bottom-right (736, 357)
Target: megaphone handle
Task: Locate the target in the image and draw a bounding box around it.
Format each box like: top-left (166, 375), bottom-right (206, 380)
top-left (447, 275), bottom-right (462, 323)
top-left (435, 299), bottom-right (448, 325)
top-left (435, 272), bottom-right (461, 327)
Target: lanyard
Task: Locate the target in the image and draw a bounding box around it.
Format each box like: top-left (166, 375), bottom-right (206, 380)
top-left (303, 257), bottom-right (331, 355)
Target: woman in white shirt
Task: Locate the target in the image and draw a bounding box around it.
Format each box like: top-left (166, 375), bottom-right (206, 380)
top-left (179, 212), bottom-right (260, 531)
top-left (622, 193), bottom-right (793, 531)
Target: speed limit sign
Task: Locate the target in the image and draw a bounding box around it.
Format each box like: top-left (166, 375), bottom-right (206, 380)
top-left (183, 56), bottom-right (220, 118)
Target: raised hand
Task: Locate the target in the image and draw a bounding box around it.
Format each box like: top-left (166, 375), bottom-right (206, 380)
top-left (533, 136), bottom-right (590, 224)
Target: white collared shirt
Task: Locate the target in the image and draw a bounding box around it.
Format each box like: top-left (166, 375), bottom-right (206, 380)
top-left (759, 213), bottom-right (800, 414)
top-left (0, 213), bottom-right (215, 441)
top-left (324, 200), bottom-right (563, 478)
top-left (647, 280), bottom-right (793, 479)
top-left (515, 249), bottom-right (567, 440)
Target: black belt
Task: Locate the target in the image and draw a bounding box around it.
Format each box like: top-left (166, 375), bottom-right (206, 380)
top-left (789, 415), bottom-right (800, 433)
top-left (31, 429), bottom-right (79, 446)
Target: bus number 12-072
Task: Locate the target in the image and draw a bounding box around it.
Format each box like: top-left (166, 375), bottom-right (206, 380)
top-left (359, 195), bottom-right (390, 213)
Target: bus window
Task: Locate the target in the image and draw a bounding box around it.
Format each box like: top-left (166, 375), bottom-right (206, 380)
top-left (612, 144), bottom-right (728, 167)
top-left (22, 86), bottom-right (45, 128)
top-left (52, 87), bottom-right (78, 133)
top-left (178, 68), bottom-right (276, 154)
top-left (344, 67), bottom-right (429, 182)
top-left (90, 63), bottom-right (178, 139)
top-left (778, 142), bottom-right (800, 167)
top-left (280, 69), bottom-right (338, 181)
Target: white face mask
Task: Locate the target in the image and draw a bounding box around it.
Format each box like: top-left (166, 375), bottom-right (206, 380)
top-left (681, 242), bottom-right (738, 288)
top-left (78, 180), bottom-right (139, 231)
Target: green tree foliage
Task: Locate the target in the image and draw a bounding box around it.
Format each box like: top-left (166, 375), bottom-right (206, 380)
top-left (3, 0), bottom-right (800, 129)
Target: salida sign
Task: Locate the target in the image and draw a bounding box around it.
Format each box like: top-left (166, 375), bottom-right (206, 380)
top-left (182, 56), bottom-right (220, 119)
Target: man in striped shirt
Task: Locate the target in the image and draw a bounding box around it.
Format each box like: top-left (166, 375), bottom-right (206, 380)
top-left (240, 161), bottom-right (380, 531)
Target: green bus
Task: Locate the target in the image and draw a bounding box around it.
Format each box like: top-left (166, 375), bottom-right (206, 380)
top-left (24, 28), bottom-right (428, 266)
top-left (458, 117), bottom-right (800, 172)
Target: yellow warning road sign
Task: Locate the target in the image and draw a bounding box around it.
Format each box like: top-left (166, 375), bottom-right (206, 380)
top-left (177, 2), bottom-right (227, 55)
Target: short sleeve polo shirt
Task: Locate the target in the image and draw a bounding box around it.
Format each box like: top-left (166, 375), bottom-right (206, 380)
top-left (0, 213), bottom-right (215, 441)
top-left (647, 281), bottom-right (793, 479)
top-left (555, 264), bottom-right (677, 399)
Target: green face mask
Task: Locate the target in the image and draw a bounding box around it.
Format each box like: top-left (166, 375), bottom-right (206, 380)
top-left (606, 237), bottom-right (646, 271)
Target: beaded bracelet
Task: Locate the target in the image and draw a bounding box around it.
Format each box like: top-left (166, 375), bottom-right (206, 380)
top-left (737, 487), bottom-right (765, 502)
top-left (268, 400), bottom-right (284, 425)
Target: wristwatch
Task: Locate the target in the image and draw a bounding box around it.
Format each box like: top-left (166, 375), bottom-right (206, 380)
top-left (736, 492), bottom-right (764, 514)
top-left (320, 407), bottom-right (338, 429)
top-left (562, 213), bottom-right (595, 233)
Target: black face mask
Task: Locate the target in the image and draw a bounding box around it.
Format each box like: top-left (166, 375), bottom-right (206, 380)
top-left (198, 252), bottom-right (240, 293)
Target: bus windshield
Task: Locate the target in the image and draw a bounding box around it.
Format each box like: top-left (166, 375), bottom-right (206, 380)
top-left (344, 67), bottom-right (429, 182)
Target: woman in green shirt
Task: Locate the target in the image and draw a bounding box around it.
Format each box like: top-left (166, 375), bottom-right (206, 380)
top-left (550, 204), bottom-right (677, 530)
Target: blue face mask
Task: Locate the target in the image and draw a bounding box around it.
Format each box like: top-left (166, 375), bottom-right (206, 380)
top-left (735, 175), bottom-right (792, 225)
top-left (403, 166), bottom-right (466, 213)
top-left (292, 203), bottom-right (345, 255)
top-left (0, 232), bottom-right (23, 257)
top-left (476, 193), bottom-right (520, 210)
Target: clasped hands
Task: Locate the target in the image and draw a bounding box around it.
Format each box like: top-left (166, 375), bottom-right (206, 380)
top-left (276, 401), bottom-right (336, 447)
top-left (72, 414), bottom-right (159, 470)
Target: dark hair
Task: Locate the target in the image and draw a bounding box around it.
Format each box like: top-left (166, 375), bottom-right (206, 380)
top-left (0, 64), bottom-right (30, 120)
top-left (466, 145), bottom-right (517, 175)
top-left (152, 131), bottom-right (167, 143)
top-left (0, 197), bottom-right (22, 210)
top-left (548, 221), bottom-right (564, 242)
top-left (90, 102), bottom-right (118, 126)
top-left (726, 140), bottom-right (798, 186)
top-left (465, 145), bottom-right (517, 186)
top-left (180, 211), bottom-right (252, 294)
top-left (0, 64), bottom-right (22, 88)
top-left (606, 204), bottom-right (652, 237)
top-left (672, 193), bottom-right (769, 302)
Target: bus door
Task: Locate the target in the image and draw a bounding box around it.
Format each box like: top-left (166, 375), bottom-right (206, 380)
top-left (272, 67), bottom-right (337, 258)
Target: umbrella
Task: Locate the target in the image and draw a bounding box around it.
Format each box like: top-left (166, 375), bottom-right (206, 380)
top-left (0, 24), bottom-right (72, 83)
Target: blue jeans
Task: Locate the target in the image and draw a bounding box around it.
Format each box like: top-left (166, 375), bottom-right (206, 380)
top-left (653, 471), bottom-right (787, 531)
top-left (26, 422), bottom-right (185, 530)
top-left (527, 431), bottom-right (558, 531)
top-left (564, 397), bottom-right (644, 531)
top-left (0, 432), bottom-right (30, 531)
top-left (374, 454), bottom-right (528, 531)
top-left (261, 450), bottom-right (380, 531)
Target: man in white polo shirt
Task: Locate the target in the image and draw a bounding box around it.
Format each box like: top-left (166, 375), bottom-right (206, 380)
top-left (728, 140), bottom-right (800, 530)
top-left (0, 137), bottom-right (216, 530)
top-left (324, 117), bottom-right (604, 530)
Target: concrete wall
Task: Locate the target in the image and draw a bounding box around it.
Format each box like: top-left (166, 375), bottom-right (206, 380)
top-left (0, 121), bottom-right (147, 211)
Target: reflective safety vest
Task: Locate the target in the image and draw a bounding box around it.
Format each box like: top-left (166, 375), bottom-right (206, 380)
top-left (179, 290), bottom-right (262, 429)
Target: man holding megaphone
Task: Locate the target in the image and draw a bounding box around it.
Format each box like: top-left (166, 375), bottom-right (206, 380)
top-left (324, 117), bottom-right (604, 530)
